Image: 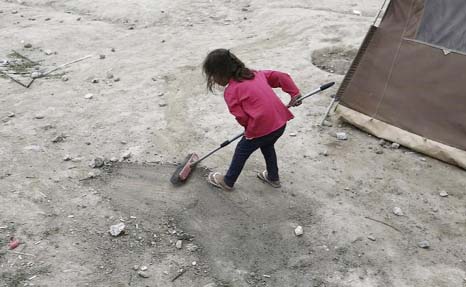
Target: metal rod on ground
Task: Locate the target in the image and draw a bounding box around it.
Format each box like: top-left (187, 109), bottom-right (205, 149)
top-left (41, 54), bottom-right (94, 77)
top-left (319, 95), bottom-right (339, 126)
top-left (0, 70), bottom-right (28, 88)
top-left (171, 268), bottom-right (187, 282)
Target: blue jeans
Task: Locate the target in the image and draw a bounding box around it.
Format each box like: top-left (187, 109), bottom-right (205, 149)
top-left (224, 124), bottom-right (286, 187)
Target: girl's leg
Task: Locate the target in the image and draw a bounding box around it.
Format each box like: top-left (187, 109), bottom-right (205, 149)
top-left (260, 145), bottom-right (279, 181)
top-left (224, 137), bottom-right (258, 187)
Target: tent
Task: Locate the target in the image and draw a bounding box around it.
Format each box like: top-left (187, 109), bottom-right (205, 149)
top-left (335, 0), bottom-right (466, 169)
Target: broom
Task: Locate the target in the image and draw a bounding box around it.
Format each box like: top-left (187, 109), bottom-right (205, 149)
top-left (170, 82), bottom-right (335, 185)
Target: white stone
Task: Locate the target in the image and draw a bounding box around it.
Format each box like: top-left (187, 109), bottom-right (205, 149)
top-left (439, 190), bottom-right (448, 197)
top-left (140, 266), bottom-right (148, 271)
top-left (176, 240), bottom-right (183, 249)
top-left (392, 207), bottom-right (404, 216)
top-left (84, 93), bottom-right (93, 99)
top-left (336, 132), bottom-right (348, 140)
top-left (109, 222), bottom-right (125, 236)
top-left (391, 143), bottom-right (400, 149)
top-left (294, 226), bottom-right (304, 236)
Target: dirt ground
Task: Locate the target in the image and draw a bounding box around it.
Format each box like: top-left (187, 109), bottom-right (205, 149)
top-left (1, 0), bottom-right (466, 286)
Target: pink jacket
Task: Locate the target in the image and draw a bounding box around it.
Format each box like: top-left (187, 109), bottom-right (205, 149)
top-left (224, 70), bottom-right (300, 139)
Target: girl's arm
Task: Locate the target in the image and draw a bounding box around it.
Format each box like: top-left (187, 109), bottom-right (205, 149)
top-left (263, 70), bottom-right (301, 97)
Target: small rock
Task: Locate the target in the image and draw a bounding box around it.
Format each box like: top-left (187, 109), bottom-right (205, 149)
top-left (378, 139), bottom-right (386, 146)
top-left (392, 207), bottom-right (404, 216)
top-left (367, 235), bottom-right (376, 241)
top-left (31, 71), bottom-right (42, 79)
top-left (12, 10), bottom-right (18, 14)
top-left (7, 112), bottom-right (15, 118)
top-left (110, 157), bottom-right (118, 162)
top-left (121, 151), bottom-right (131, 160)
top-left (192, 261), bottom-right (197, 266)
top-left (336, 132), bottom-right (348, 140)
top-left (44, 49), bottom-right (54, 55)
top-left (63, 154), bottom-right (72, 161)
top-left (157, 92), bottom-right (164, 97)
top-left (61, 75), bottom-right (69, 81)
top-left (111, 48), bottom-right (116, 52)
top-left (45, 17), bottom-right (51, 21)
top-left (76, 17), bottom-right (81, 21)
top-left (391, 143), bottom-right (400, 149)
top-left (84, 93), bottom-right (94, 99)
top-left (140, 266), bottom-right (148, 271)
top-left (24, 43), bottom-right (32, 48)
top-left (91, 79), bottom-right (99, 84)
top-left (321, 120), bottom-right (332, 127)
top-left (319, 150), bottom-right (329, 157)
top-left (89, 157), bottom-right (105, 168)
top-left (352, 10), bottom-right (362, 16)
top-left (132, 265), bottom-right (139, 271)
top-left (418, 240), bottom-right (430, 249)
top-left (109, 222), bottom-right (125, 236)
top-left (375, 149), bottom-right (384, 154)
top-left (137, 271), bottom-right (149, 278)
top-left (186, 243), bottom-right (199, 252)
top-left (52, 134), bottom-right (66, 143)
top-left (34, 114), bottom-right (45, 119)
top-left (159, 102), bottom-right (167, 107)
top-left (106, 72), bottom-right (114, 79)
top-left (439, 190), bottom-right (448, 197)
top-left (176, 240), bottom-right (183, 249)
top-left (99, 54), bottom-right (106, 59)
top-left (289, 133), bottom-right (297, 137)
top-left (294, 226), bottom-right (304, 236)
top-left (113, 77), bottom-right (120, 82)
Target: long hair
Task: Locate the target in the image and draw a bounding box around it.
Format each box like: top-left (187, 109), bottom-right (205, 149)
top-left (202, 49), bottom-right (255, 92)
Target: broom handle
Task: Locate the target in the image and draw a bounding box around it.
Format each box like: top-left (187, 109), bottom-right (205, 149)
top-left (192, 82), bottom-right (335, 166)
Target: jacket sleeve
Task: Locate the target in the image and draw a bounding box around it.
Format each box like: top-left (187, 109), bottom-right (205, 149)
top-left (224, 90), bottom-right (249, 128)
top-left (263, 70), bottom-right (300, 97)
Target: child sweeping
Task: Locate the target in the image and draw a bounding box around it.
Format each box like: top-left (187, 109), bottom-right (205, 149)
top-left (203, 48), bottom-right (302, 191)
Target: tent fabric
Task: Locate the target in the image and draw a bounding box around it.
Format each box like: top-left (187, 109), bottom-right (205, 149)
top-left (416, 0), bottom-right (466, 54)
top-left (337, 105), bottom-right (466, 170)
top-left (338, 0), bottom-right (466, 158)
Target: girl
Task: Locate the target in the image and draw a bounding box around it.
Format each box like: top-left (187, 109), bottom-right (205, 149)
top-left (203, 48), bottom-right (302, 191)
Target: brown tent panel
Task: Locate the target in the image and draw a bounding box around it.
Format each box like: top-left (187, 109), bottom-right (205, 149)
top-left (336, 0), bottom-right (466, 169)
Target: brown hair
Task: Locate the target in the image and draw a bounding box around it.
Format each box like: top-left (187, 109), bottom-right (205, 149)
top-left (202, 48), bottom-right (255, 92)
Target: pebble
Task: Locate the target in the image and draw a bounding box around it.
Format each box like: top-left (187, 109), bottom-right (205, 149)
top-left (44, 49), bottom-right (54, 55)
top-left (319, 150), bottom-right (329, 157)
top-left (99, 54), bottom-right (106, 59)
top-left (89, 157), bottom-right (105, 168)
top-left (109, 222), bottom-right (125, 236)
top-left (137, 271), bottom-right (149, 278)
top-left (52, 134), bottom-right (66, 143)
top-left (391, 143), bottom-right (400, 149)
top-left (176, 240), bottom-right (183, 249)
top-left (132, 265), bottom-right (139, 271)
top-left (392, 207), bottom-right (404, 216)
top-left (367, 235), bottom-right (376, 241)
top-left (91, 79), bottom-right (99, 84)
top-left (84, 93), bottom-right (94, 99)
top-left (31, 71), bottom-right (42, 78)
top-left (121, 151), bottom-right (132, 160)
top-left (12, 10), bottom-right (18, 14)
top-left (336, 132), bottom-right (348, 140)
top-left (7, 112), bottom-right (15, 118)
top-left (140, 266), bottom-right (148, 271)
top-left (418, 240), bottom-right (430, 249)
top-left (34, 114), bottom-right (45, 119)
top-left (111, 48), bottom-right (116, 52)
top-left (191, 261), bottom-right (197, 266)
top-left (106, 72), bottom-right (114, 79)
top-left (439, 190), bottom-right (448, 197)
top-left (289, 133), bottom-right (297, 137)
top-left (61, 75), bottom-right (69, 81)
top-left (294, 226), bottom-right (304, 236)
top-left (113, 77), bottom-right (120, 82)
top-left (159, 102), bottom-right (167, 107)
top-left (186, 243), bottom-right (199, 252)
top-left (375, 149), bottom-right (384, 155)
top-left (109, 157), bottom-right (118, 162)
top-left (24, 43), bottom-right (32, 48)
top-left (321, 120), bottom-right (333, 127)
